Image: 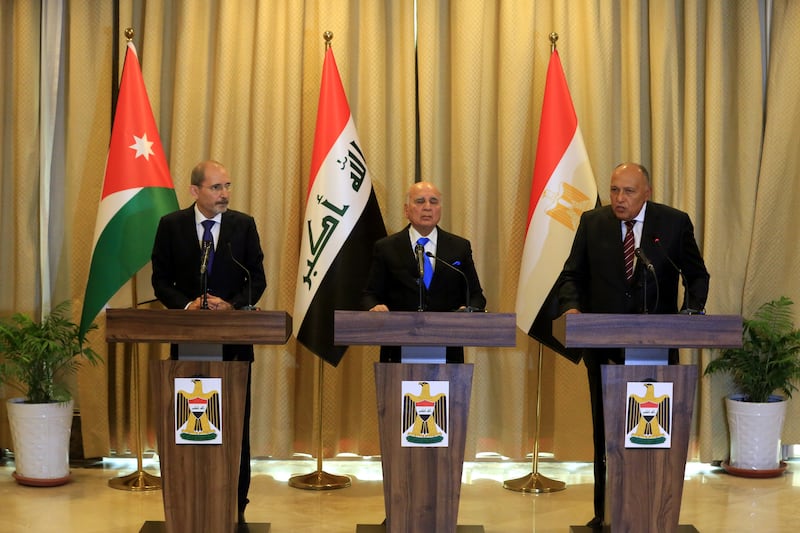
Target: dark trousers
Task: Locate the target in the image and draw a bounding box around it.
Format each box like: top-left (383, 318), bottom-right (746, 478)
top-left (239, 363), bottom-right (252, 513)
top-left (585, 347), bottom-right (678, 522)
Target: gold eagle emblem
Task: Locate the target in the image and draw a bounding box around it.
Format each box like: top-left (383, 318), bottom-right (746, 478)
top-left (176, 379), bottom-right (221, 441)
top-left (626, 383), bottom-right (670, 445)
top-left (402, 381), bottom-right (447, 444)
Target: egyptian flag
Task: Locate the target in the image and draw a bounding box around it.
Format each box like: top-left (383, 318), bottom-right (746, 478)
top-left (80, 41), bottom-right (178, 339)
top-left (515, 48), bottom-right (598, 363)
top-left (293, 45), bottom-right (387, 366)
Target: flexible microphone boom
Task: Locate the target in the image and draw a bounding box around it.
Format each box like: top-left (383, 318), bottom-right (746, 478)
top-left (652, 237), bottom-right (683, 279)
top-left (200, 241), bottom-right (211, 274)
top-left (425, 251), bottom-right (481, 312)
top-left (652, 236), bottom-right (704, 314)
top-left (200, 241), bottom-right (211, 309)
top-left (634, 248), bottom-right (656, 273)
top-left (415, 244), bottom-right (425, 280)
top-left (227, 242), bottom-right (257, 310)
top-left (415, 244), bottom-right (426, 311)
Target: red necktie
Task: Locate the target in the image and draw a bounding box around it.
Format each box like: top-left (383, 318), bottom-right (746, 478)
top-left (623, 220), bottom-right (635, 281)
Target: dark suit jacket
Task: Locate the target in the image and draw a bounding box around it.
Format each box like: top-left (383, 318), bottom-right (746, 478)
top-left (558, 202), bottom-right (710, 316)
top-left (361, 225), bottom-right (487, 362)
top-left (151, 205), bottom-right (267, 360)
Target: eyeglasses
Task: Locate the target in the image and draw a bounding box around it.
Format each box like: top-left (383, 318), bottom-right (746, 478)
top-left (201, 183), bottom-right (232, 193)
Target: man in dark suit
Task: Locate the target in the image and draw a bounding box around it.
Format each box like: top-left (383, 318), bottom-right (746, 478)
top-left (557, 162), bottom-right (709, 529)
top-left (151, 160), bottom-right (266, 523)
top-left (361, 181), bottom-right (486, 363)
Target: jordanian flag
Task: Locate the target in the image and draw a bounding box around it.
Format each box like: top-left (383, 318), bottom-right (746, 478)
top-left (79, 42), bottom-right (178, 338)
top-left (515, 48), bottom-right (598, 362)
top-left (293, 44), bottom-right (386, 366)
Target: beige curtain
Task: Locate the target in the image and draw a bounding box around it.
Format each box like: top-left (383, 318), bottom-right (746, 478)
top-left (2, 0), bottom-right (797, 466)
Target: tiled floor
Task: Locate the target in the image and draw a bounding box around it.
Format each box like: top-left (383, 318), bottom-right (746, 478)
top-left (1, 454), bottom-right (799, 532)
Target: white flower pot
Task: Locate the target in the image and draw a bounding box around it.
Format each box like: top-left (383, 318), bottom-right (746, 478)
top-left (726, 394), bottom-right (787, 471)
top-left (6, 398), bottom-right (74, 486)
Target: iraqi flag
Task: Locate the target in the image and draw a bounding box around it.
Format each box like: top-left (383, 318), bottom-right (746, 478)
top-left (515, 48), bottom-right (598, 362)
top-left (79, 42), bottom-right (178, 338)
top-left (293, 45), bottom-right (387, 366)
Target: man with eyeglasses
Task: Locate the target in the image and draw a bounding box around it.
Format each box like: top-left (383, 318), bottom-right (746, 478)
top-left (151, 159), bottom-right (266, 524)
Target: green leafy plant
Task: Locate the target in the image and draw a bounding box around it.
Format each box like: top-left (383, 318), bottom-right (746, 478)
top-left (0, 300), bottom-right (101, 404)
top-left (705, 296), bottom-right (800, 403)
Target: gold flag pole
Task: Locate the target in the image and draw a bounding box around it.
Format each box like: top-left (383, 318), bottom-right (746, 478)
top-left (503, 343), bottom-right (566, 493)
top-left (288, 30), bottom-right (349, 491)
top-left (288, 356), bottom-right (351, 490)
top-left (108, 271), bottom-right (161, 491)
top-left (102, 28), bottom-right (158, 491)
top-left (503, 31), bottom-right (566, 494)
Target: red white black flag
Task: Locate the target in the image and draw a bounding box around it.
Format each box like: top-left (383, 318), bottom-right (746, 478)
top-left (293, 45), bottom-right (386, 366)
top-left (515, 48), bottom-right (598, 361)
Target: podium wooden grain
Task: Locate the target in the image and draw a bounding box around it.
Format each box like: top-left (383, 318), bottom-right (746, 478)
top-left (337, 311), bottom-right (515, 533)
top-left (374, 363), bottom-right (473, 533)
top-left (602, 364), bottom-right (697, 533)
top-left (106, 308), bottom-right (291, 533)
top-left (106, 308), bottom-right (292, 345)
top-left (151, 360), bottom-right (248, 533)
top-left (553, 313), bottom-right (741, 533)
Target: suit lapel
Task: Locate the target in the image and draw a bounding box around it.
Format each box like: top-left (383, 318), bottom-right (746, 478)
top-left (601, 208), bottom-right (628, 281)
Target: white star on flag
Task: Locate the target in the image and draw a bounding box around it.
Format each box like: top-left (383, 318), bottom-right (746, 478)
top-left (129, 133), bottom-right (154, 160)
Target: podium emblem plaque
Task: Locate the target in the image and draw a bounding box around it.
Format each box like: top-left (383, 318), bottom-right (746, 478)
top-left (402, 380), bottom-right (449, 447)
top-left (625, 381), bottom-right (673, 448)
top-left (175, 377), bottom-right (222, 445)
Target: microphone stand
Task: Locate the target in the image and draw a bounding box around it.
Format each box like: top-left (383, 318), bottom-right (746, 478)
top-left (416, 244), bottom-right (425, 312)
top-left (200, 241), bottom-right (210, 309)
top-left (228, 242), bottom-right (256, 310)
top-left (635, 248), bottom-right (659, 314)
top-left (642, 268), bottom-right (648, 314)
top-left (425, 251), bottom-right (476, 312)
top-left (653, 238), bottom-right (702, 314)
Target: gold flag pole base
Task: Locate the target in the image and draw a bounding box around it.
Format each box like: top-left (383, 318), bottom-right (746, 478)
top-left (503, 471), bottom-right (566, 493)
top-left (288, 470), bottom-right (351, 490)
top-left (288, 358), bottom-right (351, 491)
top-left (108, 470), bottom-right (162, 491)
top-left (504, 342), bottom-right (566, 494)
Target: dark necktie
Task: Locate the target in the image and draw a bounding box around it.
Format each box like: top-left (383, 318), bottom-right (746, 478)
top-left (417, 237), bottom-right (433, 289)
top-left (623, 220), bottom-right (635, 281)
top-left (201, 219), bottom-right (215, 275)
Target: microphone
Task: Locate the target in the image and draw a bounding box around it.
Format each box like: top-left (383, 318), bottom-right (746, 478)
top-left (200, 241), bottom-right (211, 274)
top-left (415, 243), bottom-right (426, 311)
top-left (227, 242), bottom-right (257, 310)
top-left (200, 241), bottom-right (211, 309)
top-left (425, 251), bottom-right (481, 312)
top-left (634, 248), bottom-right (655, 273)
top-left (415, 244), bottom-right (425, 280)
top-left (652, 236), bottom-right (704, 315)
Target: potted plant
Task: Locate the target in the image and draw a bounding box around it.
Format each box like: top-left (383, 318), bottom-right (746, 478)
top-left (704, 296), bottom-right (800, 475)
top-left (0, 300), bottom-right (101, 486)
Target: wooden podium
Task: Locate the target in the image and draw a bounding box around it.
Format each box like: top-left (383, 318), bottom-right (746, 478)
top-left (334, 311), bottom-right (516, 533)
top-left (554, 313), bottom-right (742, 533)
top-left (106, 308), bottom-right (292, 533)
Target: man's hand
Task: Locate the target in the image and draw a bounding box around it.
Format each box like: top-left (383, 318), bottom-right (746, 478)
top-left (369, 304), bottom-right (389, 312)
top-left (188, 295), bottom-right (234, 310)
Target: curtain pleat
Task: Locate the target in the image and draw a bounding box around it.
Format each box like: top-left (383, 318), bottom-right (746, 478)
top-left (0, 0), bottom-right (794, 466)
